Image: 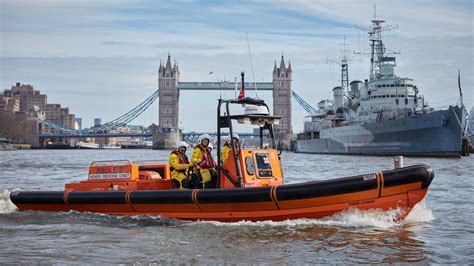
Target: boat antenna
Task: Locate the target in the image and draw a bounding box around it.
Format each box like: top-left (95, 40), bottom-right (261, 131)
top-left (234, 76), bottom-right (238, 99)
top-left (374, 4), bottom-right (377, 20)
top-left (220, 74), bottom-right (226, 100)
top-left (246, 32), bottom-right (258, 98)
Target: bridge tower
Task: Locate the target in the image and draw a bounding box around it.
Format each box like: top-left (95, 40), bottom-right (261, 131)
top-left (272, 55), bottom-right (293, 147)
top-left (153, 54), bottom-right (181, 149)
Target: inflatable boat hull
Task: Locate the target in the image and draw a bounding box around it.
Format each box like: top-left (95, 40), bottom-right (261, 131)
top-left (10, 164), bottom-right (433, 222)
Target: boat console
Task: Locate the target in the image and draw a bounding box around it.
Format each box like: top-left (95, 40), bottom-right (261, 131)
top-left (217, 98), bottom-right (283, 188)
top-left (63, 98), bottom-right (284, 191)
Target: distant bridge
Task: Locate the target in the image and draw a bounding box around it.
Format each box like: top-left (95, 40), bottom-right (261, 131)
top-left (39, 133), bottom-right (153, 140)
top-left (39, 132), bottom-right (260, 141)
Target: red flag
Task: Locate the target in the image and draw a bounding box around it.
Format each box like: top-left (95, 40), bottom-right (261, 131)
top-left (238, 71), bottom-right (246, 100)
top-left (238, 84), bottom-right (245, 100)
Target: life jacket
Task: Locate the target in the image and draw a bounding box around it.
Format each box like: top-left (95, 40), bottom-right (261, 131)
top-left (170, 150), bottom-right (190, 173)
top-left (197, 145), bottom-right (215, 169)
top-left (221, 143), bottom-right (231, 163)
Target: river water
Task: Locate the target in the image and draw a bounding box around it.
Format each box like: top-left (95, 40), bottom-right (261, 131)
top-left (0, 150), bottom-right (472, 264)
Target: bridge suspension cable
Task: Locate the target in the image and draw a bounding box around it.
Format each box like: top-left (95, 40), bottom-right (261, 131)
top-left (102, 89), bottom-right (159, 130)
top-left (292, 90), bottom-right (318, 114)
top-left (41, 89), bottom-right (316, 134)
top-left (39, 119), bottom-right (76, 132)
top-left (39, 89), bottom-right (160, 134)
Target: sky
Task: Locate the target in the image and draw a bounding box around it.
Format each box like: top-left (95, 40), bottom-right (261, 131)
top-left (0, 0), bottom-right (472, 132)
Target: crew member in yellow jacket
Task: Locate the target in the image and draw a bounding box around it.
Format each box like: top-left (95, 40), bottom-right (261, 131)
top-left (221, 133), bottom-right (240, 164)
top-left (191, 134), bottom-right (217, 189)
top-left (169, 141), bottom-right (194, 189)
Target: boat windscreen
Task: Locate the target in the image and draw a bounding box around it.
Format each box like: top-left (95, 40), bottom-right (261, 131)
top-left (255, 152), bottom-right (273, 178)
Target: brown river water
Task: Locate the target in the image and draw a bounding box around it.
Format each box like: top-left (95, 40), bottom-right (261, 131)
top-left (0, 150), bottom-right (473, 264)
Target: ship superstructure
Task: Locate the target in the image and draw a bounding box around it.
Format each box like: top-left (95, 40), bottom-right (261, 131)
top-left (296, 16), bottom-right (468, 157)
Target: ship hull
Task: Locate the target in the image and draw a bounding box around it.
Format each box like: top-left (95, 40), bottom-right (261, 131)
top-left (296, 106), bottom-right (465, 157)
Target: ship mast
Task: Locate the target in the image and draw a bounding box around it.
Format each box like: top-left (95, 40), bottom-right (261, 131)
top-left (341, 36), bottom-right (349, 92)
top-left (327, 37), bottom-right (350, 94)
top-left (355, 5), bottom-right (399, 81)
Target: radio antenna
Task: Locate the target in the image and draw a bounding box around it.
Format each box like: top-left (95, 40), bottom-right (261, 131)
top-left (246, 32), bottom-right (258, 98)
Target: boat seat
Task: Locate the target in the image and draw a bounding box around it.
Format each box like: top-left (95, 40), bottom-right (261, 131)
top-left (138, 171), bottom-right (162, 180)
top-left (137, 165), bottom-right (168, 179)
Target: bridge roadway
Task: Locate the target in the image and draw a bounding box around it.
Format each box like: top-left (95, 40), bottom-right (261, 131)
top-left (177, 81), bottom-right (273, 91)
top-left (39, 132), bottom-right (259, 140)
top-left (39, 133), bottom-right (153, 139)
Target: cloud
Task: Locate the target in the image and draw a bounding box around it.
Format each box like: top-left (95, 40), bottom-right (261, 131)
top-left (101, 41), bottom-right (225, 50)
top-left (278, 0), bottom-right (473, 37)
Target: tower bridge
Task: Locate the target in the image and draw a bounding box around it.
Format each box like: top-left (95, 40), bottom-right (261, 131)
top-left (155, 54), bottom-right (293, 149)
top-left (35, 54), bottom-right (295, 149)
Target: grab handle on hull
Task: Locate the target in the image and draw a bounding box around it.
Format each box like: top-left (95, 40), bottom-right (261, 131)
top-left (277, 141), bottom-right (283, 156)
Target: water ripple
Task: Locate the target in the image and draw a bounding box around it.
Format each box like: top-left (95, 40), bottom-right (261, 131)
top-left (0, 150), bottom-right (472, 264)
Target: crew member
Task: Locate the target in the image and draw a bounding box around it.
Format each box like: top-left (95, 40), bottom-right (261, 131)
top-left (191, 134), bottom-right (217, 189)
top-left (221, 133), bottom-right (239, 164)
top-left (169, 141), bottom-right (194, 189)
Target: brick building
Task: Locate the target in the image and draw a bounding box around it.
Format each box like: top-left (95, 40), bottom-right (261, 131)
top-left (0, 82), bottom-right (77, 146)
top-left (1, 82), bottom-right (75, 129)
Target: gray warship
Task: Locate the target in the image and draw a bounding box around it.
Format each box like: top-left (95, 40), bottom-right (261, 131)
top-left (295, 17), bottom-right (469, 157)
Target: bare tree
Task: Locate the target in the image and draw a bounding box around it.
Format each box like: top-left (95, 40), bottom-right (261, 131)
top-left (0, 111), bottom-right (27, 143)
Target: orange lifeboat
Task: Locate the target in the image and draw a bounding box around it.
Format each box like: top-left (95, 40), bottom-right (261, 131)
top-left (9, 98), bottom-right (434, 222)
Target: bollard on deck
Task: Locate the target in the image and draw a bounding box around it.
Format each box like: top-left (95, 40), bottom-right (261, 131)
top-left (394, 156), bottom-right (404, 169)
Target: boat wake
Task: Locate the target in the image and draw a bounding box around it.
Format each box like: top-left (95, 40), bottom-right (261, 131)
top-left (0, 189), bottom-right (19, 213)
top-left (403, 201), bottom-right (434, 224)
top-left (192, 203), bottom-right (434, 229)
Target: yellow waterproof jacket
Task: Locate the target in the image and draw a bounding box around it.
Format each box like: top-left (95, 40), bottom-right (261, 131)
top-left (191, 145), bottom-right (215, 169)
top-left (221, 145), bottom-right (231, 164)
top-left (191, 145), bottom-right (204, 168)
top-left (169, 151), bottom-right (191, 180)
